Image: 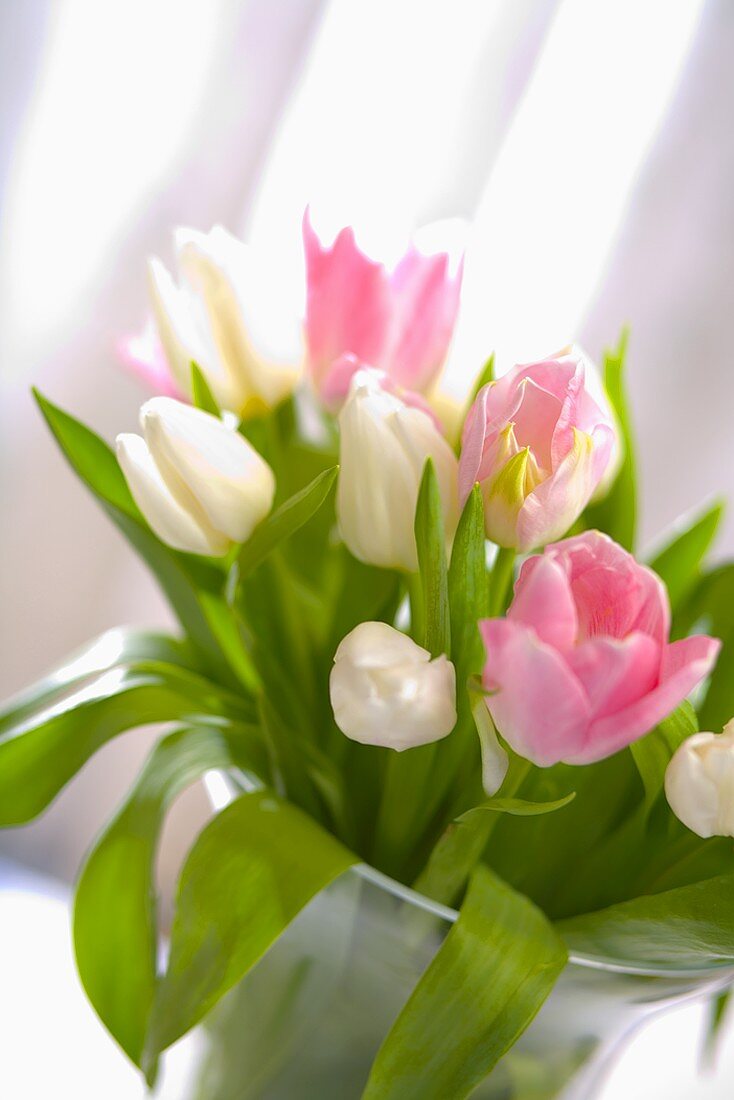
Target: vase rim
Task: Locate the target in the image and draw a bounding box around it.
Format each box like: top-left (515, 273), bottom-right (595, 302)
top-left (213, 769), bottom-right (734, 983)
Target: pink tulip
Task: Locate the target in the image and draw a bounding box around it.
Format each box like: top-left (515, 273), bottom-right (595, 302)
top-left (480, 531), bottom-right (720, 767)
top-left (303, 210), bottom-right (463, 408)
top-left (459, 351), bottom-right (616, 552)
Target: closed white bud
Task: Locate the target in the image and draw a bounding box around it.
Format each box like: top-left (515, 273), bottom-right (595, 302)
top-left (336, 370), bottom-right (459, 572)
top-left (329, 621), bottom-right (457, 750)
top-left (117, 397), bottom-right (275, 556)
top-left (664, 721), bottom-right (734, 838)
top-left (148, 226), bottom-right (299, 417)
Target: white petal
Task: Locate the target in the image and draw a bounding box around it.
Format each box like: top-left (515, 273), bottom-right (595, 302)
top-left (116, 433), bottom-right (224, 556)
top-left (336, 369), bottom-right (458, 572)
top-left (140, 397), bottom-right (275, 544)
top-left (330, 621), bottom-right (456, 750)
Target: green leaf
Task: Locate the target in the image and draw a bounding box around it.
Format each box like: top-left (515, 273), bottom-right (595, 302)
top-left (74, 725), bottom-right (250, 1066)
top-left (630, 701), bottom-right (697, 815)
top-left (648, 500), bottom-right (724, 609)
top-left (0, 628), bottom-right (196, 735)
top-left (456, 792), bottom-right (576, 822)
top-left (414, 459), bottom-right (450, 657)
top-left (674, 564), bottom-right (734, 731)
top-left (362, 866), bottom-right (567, 1100)
top-left (559, 873), bottom-right (734, 969)
top-left (190, 362), bottom-right (221, 416)
top-left (33, 390), bottom-right (233, 679)
top-left (144, 791), bottom-right (356, 1068)
top-left (236, 466), bottom-right (338, 579)
top-left (0, 662), bottom-right (256, 825)
top-left (448, 485), bottom-right (489, 679)
top-left (584, 330), bottom-right (637, 550)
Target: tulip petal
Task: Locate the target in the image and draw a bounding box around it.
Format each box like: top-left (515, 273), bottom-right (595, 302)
top-left (516, 429), bottom-right (596, 552)
top-left (578, 635), bottom-right (721, 764)
top-left (386, 249), bottom-right (463, 392)
top-left (117, 320), bottom-right (179, 397)
top-left (303, 211), bottom-right (391, 388)
top-left (566, 632), bottom-right (660, 719)
top-left (116, 433), bottom-right (224, 556)
top-left (510, 555), bottom-right (578, 651)
top-left (480, 619), bottom-right (591, 767)
top-left (147, 257), bottom-right (214, 396)
top-left (458, 383), bottom-right (491, 505)
top-left (140, 398), bottom-right (275, 545)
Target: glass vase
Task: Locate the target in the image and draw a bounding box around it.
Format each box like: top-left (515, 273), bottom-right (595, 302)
top-left (180, 853), bottom-right (733, 1100)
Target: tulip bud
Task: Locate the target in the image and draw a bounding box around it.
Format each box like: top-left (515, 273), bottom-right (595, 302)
top-left (330, 621), bottom-right (457, 750)
top-left (665, 723), bottom-right (734, 838)
top-left (117, 397), bottom-right (275, 556)
top-left (337, 369), bottom-right (459, 572)
top-left (145, 226), bottom-right (298, 416)
top-left (459, 350), bottom-right (616, 552)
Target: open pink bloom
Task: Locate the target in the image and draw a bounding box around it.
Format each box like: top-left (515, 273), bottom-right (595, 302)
top-left (459, 352), bottom-right (616, 552)
top-left (303, 210), bottom-right (463, 408)
top-left (480, 531), bottom-right (720, 767)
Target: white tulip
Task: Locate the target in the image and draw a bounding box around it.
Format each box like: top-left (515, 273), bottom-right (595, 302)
top-left (148, 226), bottom-right (299, 416)
top-left (329, 621), bottom-right (457, 751)
top-left (337, 370), bottom-right (459, 572)
top-left (664, 722), bottom-right (734, 838)
top-left (117, 397), bottom-right (275, 556)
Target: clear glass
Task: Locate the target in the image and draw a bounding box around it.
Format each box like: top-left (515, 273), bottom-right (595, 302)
top-left (182, 855), bottom-right (734, 1100)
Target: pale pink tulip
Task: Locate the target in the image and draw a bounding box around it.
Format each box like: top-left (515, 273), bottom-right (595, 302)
top-left (303, 210), bottom-right (462, 408)
top-left (459, 352), bottom-right (616, 552)
top-left (480, 531), bottom-right (720, 767)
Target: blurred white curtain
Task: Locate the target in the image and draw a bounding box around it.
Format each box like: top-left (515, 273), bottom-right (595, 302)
top-left (1, 0), bottom-right (733, 888)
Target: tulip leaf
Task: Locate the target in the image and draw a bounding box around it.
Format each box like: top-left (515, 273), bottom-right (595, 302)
top-left (584, 330), bottom-right (637, 550)
top-left (559, 872), bottom-right (734, 969)
top-left (143, 791), bottom-right (356, 1070)
top-left (32, 390), bottom-right (236, 679)
top-left (74, 724), bottom-right (246, 1068)
top-left (414, 459), bottom-right (451, 658)
top-left (0, 662), bottom-right (260, 825)
top-left (456, 792), bottom-right (577, 822)
top-left (674, 564), bottom-right (734, 732)
top-left (449, 484), bottom-right (489, 681)
top-left (190, 361), bottom-right (221, 416)
top-left (648, 500), bottom-right (724, 610)
top-left (629, 700), bottom-right (698, 815)
top-left (362, 866), bottom-right (567, 1100)
top-left (0, 628), bottom-right (197, 736)
top-left (235, 466), bottom-right (338, 579)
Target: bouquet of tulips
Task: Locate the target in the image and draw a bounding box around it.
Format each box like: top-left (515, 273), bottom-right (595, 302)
top-left (4, 213), bottom-right (734, 1098)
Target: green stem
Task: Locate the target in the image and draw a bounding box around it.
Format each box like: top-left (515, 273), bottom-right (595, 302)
top-left (488, 547), bottom-right (516, 617)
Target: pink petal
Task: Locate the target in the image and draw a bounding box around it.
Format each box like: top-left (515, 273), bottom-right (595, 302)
top-left (547, 532), bottom-right (669, 645)
top-left (117, 321), bottom-right (179, 397)
top-left (509, 555), bottom-right (578, 651)
top-left (511, 378), bottom-right (562, 471)
top-left (515, 432), bottom-right (598, 553)
top-left (458, 383), bottom-right (491, 505)
top-left (577, 634), bottom-right (721, 764)
top-left (566, 632), bottom-right (661, 719)
top-left (385, 249), bottom-right (463, 392)
top-left (303, 210), bottom-right (392, 388)
top-left (480, 618), bottom-right (591, 767)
